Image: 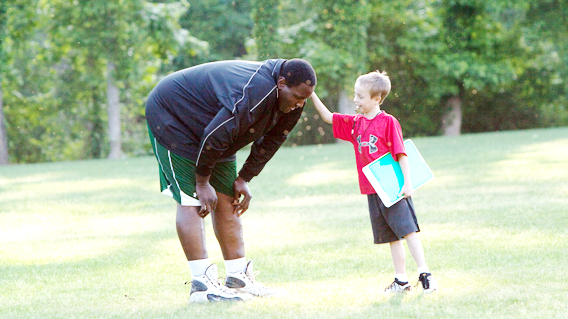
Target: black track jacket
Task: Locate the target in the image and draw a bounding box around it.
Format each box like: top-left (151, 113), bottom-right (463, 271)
top-left (145, 59), bottom-right (303, 182)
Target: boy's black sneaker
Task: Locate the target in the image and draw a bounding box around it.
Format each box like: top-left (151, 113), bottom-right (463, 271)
top-left (383, 278), bottom-right (412, 293)
top-left (416, 272), bottom-right (438, 293)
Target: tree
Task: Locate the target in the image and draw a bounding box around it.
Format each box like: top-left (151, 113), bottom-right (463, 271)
top-left (47, 1), bottom-right (145, 158)
top-left (520, 0), bottom-right (568, 128)
top-left (177, 0), bottom-right (251, 65)
top-left (398, 0), bottom-right (528, 135)
top-left (47, 0), bottom-right (193, 159)
top-left (0, 1), bottom-right (8, 164)
top-left (1, 0), bottom-right (46, 164)
top-left (0, 88), bottom-right (6, 165)
top-left (365, 0), bottom-right (442, 137)
top-left (280, 0), bottom-right (371, 145)
top-left (252, 0), bottom-right (281, 59)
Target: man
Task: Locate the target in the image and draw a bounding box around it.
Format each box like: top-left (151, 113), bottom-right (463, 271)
top-left (145, 59), bottom-right (316, 303)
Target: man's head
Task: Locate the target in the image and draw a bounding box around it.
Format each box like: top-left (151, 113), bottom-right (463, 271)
top-left (277, 59), bottom-right (317, 113)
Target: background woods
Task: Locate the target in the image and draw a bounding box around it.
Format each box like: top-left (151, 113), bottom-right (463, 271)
top-left (0, 0), bottom-right (566, 164)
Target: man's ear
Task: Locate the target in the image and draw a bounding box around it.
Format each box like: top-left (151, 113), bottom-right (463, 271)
top-left (277, 76), bottom-right (287, 89)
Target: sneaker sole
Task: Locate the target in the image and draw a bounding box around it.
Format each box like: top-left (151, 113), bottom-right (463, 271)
top-left (230, 287), bottom-right (288, 298)
top-left (188, 292), bottom-right (246, 303)
top-left (380, 288), bottom-right (412, 294)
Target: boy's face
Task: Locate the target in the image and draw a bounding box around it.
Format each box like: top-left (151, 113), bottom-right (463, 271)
top-left (353, 82), bottom-right (381, 114)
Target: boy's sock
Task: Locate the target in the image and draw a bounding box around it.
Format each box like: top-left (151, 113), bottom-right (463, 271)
top-left (417, 267), bottom-right (430, 275)
top-left (188, 258), bottom-right (211, 277)
top-left (395, 274), bottom-right (408, 283)
top-left (224, 257), bottom-right (247, 274)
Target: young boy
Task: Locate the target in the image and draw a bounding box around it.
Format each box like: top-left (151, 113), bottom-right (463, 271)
top-left (310, 70), bottom-right (438, 293)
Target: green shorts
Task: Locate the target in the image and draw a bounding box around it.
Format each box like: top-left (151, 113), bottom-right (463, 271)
top-left (148, 127), bottom-right (236, 206)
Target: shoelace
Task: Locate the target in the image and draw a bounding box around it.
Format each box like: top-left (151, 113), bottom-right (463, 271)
top-left (184, 278), bottom-right (237, 295)
top-left (415, 274), bottom-right (429, 290)
top-left (384, 281), bottom-right (403, 292)
top-left (384, 282), bottom-right (396, 292)
top-left (248, 270), bottom-right (259, 282)
top-left (216, 278), bottom-right (237, 294)
top-left (247, 270), bottom-right (267, 288)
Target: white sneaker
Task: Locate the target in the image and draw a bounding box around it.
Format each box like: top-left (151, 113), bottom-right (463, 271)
top-left (188, 264), bottom-right (253, 303)
top-left (383, 278), bottom-right (413, 293)
top-left (225, 260), bottom-right (288, 297)
top-left (416, 272), bottom-right (438, 293)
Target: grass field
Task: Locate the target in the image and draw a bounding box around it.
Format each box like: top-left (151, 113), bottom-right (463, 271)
top-left (1, 127), bottom-right (567, 318)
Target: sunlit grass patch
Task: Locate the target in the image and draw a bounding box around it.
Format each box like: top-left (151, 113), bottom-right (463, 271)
top-left (1, 127), bottom-right (567, 318)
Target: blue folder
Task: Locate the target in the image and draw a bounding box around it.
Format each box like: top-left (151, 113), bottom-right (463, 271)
top-left (362, 140), bottom-right (434, 207)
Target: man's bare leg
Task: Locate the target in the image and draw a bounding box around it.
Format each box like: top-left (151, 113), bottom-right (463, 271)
top-left (176, 204), bottom-right (208, 260)
top-left (211, 192), bottom-right (245, 260)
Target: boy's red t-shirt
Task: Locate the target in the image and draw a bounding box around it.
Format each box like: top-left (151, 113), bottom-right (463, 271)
top-left (332, 111), bottom-right (406, 194)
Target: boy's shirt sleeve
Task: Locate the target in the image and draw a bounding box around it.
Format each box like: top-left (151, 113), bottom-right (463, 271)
top-left (332, 113), bottom-right (356, 142)
top-left (386, 115), bottom-right (406, 161)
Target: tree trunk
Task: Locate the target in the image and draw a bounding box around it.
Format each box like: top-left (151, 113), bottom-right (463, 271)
top-left (0, 86), bottom-right (9, 165)
top-left (442, 95), bottom-right (462, 136)
top-left (89, 89), bottom-right (104, 158)
top-left (338, 90), bottom-right (356, 115)
top-left (106, 62), bottom-right (122, 159)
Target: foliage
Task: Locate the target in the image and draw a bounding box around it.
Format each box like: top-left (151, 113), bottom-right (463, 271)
top-left (281, 0), bottom-right (371, 146)
top-left (1, 0), bottom-right (567, 163)
top-left (365, 0), bottom-right (443, 136)
top-left (2, 0), bottom-right (198, 163)
top-left (392, 0), bottom-right (530, 134)
top-left (520, 0), bottom-right (568, 128)
top-left (176, 0), bottom-right (251, 67)
top-left (0, 1), bottom-right (7, 75)
top-left (252, 0), bottom-right (281, 59)
top-left (0, 0), bottom-right (10, 164)
top-left (2, 0), bottom-right (57, 163)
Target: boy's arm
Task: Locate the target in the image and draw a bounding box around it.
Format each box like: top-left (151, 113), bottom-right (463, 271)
top-left (397, 154), bottom-right (414, 198)
top-left (309, 92), bottom-right (333, 124)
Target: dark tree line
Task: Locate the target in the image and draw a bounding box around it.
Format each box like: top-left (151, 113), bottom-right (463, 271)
top-left (1, 0), bottom-right (566, 164)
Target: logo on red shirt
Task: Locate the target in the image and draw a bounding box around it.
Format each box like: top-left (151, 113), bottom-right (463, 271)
top-left (357, 134), bottom-right (378, 154)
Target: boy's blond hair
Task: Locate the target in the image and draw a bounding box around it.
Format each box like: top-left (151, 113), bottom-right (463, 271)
top-left (355, 70), bottom-right (391, 104)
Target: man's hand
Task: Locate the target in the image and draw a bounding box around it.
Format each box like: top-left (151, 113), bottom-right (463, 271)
top-left (196, 174), bottom-right (217, 218)
top-left (232, 176), bottom-right (252, 216)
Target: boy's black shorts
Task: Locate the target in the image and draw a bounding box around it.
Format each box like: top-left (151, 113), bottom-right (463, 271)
top-left (367, 193), bottom-right (420, 244)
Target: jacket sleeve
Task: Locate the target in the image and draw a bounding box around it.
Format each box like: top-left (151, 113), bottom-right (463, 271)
top-left (195, 107), bottom-right (239, 177)
top-left (195, 76), bottom-right (276, 177)
top-left (238, 107), bottom-right (302, 182)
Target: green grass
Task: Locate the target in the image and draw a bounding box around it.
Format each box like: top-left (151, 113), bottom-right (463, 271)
top-left (1, 127), bottom-right (567, 318)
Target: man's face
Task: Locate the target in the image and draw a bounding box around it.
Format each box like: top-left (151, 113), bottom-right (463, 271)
top-left (277, 77), bottom-right (314, 113)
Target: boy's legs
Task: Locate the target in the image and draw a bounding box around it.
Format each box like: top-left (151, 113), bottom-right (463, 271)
top-left (404, 231), bottom-right (428, 271)
top-left (389, 239), bottom-right (406, 277)
top-left (383, 239), bottom-right (412, 293)
top-left (390, 232), bottom-right (430, 279)
top-left (405, 231), bottom-right (437, 292)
